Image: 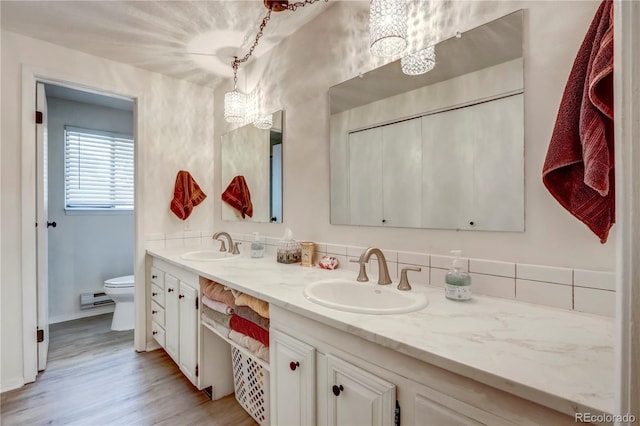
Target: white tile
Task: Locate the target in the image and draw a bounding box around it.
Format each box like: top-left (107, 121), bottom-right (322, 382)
top-left (398, 263), bottom-right (429, 287)
top-left (346, 245), bottom-right (367, 257)
top-left (314, 243), bottom-right (327, 256)
top-left (516, 264), bottom-right (572, 285)
top-left (165, 238), bottom-right (184, 249)
top-left (346, 256), bottom-right (361, 273)
top-left (574, 269), bottom-right (615, 291)
top-left (431, 255), bottom-right (468, 272)
top-left (184, 237), bottom-right (202, 248)
top-left (265, 244), bottom-right (277, 256)
top-left (469, 259), bottom-right (515, 278)
top-left (144, 233), bottom-right (165, 241)
top-left (397, 251), bottom-right (430, 267)
top-left (145, 239), bottom-right (165, 250)
top-left (202, 237), bottom-right (216, 248)
top-left (266, 236), bottom-right (279, 246)
top-left (326, 244), bottom-right (347, 256)
top-left (430, 268), bottom-right (446, 288)
top-left (165, 231), bottom-right (183, 240)
top-left (331, 254), bottom-right (348, 270)
top-left (469, 273), bottom-right (515, 299)
top-left (574, 287), bottom-right (615, 317)
top-left (183, 230), bottom-right (201, 239)
top-left (381, 249), bottom-right (397, 263)
top-left (516, 279), bottom-right (572, 310)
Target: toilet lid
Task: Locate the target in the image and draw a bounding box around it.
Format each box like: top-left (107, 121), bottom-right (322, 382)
top-left (104, 275), bottom-right (134, 288)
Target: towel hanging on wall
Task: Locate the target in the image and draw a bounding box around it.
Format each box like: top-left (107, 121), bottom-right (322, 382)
top-left (222, 175), bottom-right (254, 219)
top-left (542, 0), bottom-right (614, 243)
top-left (169, 170), bottom-right (207, 220)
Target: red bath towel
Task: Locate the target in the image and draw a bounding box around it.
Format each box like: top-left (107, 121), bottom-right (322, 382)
top-left (542, 0), bottom-right (614, 243)
top-left (221, 175), bottom-right (253, 219)
top-left (229, 314), bottom-right (269, 347)
top-left (170, 170), bottom-right (207, 220)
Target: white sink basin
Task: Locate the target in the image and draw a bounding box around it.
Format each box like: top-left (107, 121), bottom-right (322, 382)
top-left (303, 279), bottom-right (428, 314)
top-left (180, 250), bottom-right (236, 262)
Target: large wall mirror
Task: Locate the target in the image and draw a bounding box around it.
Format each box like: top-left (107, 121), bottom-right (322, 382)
top-left (330, 10), bottom-right (524, 232)
top-left (221, 110), bottom-right (283, 223)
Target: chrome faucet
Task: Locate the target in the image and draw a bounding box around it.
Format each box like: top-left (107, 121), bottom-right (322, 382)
top-left (212, 232), bottom-right (240, 255)
top-left (356, 247), bottom-right (392, 285)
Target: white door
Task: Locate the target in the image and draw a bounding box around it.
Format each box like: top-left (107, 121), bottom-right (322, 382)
top-left (326, 355), bottom-right (395, 426)
top-left (36, 82), bottom-right (49, 371)
top-left (178, 282), bottom-right (198, 385)
top-left (164, 274), bottom-right (179, 362)
top-left (270, 330), bottom-right (316, 425)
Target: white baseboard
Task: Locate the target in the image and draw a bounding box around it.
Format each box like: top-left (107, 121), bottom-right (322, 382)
top-left (49, 305), bottom-right (115, 324)
top-left (0, 376), bottom-right (25, 393)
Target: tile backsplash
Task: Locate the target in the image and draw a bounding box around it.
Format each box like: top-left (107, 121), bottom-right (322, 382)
top-left (145, 231), bottom-right (616, 318)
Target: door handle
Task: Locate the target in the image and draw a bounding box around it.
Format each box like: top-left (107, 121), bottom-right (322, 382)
top-left (47, 221), bottom-right (57, 228)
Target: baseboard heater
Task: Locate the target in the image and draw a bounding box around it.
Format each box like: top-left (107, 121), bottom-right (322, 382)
top-left (80, 292), bottom-right (114, 309)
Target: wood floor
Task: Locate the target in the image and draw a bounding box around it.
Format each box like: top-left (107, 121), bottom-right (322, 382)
top-left (1, 314), bottom-right (258, 426)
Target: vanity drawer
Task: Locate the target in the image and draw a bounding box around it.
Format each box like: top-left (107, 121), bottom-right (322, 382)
top-left (151, 321), bottom-right (165, 348)
top-left (150, 266), bottom-right (165, 289)
top-left (151, 284), bottom-right (165, 306)
top-left (151, 301), bottom-right (165, 327)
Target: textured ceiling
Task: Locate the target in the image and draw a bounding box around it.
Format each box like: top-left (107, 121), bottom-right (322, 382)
top-left (1, 0), bottom-right (334, 88)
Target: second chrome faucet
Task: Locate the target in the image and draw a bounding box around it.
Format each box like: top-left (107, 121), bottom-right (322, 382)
top-left (353, 247), bottom-right (392, 285)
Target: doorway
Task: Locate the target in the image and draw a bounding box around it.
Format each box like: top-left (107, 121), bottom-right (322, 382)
top-left (35, 81), bottom-right (136, 372)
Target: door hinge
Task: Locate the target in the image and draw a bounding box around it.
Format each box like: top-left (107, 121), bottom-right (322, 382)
top-left (35, 111), bottom-right (43, 124)
top-left (195, 296), bottom-right (198, 310)
top-left (37, 328), bottom-right (44, 343)
top-left (195, 364), bottom-right (199, 377)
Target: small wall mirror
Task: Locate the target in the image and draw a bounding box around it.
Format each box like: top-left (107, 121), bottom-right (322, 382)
top-left (329, 10), bottom-right (524, 232)
top-left (221, 110), bottom-right (283, 223)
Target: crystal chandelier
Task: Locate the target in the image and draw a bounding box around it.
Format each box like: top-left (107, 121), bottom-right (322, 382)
top-left (369, 0), bottom-right (408, 57)
top-left (253, 114), bottom-right (274, 129)
top-left (401, 45), bottom-right (436, 75)
top-left (223, 0), bottom-right (328, 124)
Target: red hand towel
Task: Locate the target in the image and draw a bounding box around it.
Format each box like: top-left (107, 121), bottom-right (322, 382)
top-left (229, 314), bottom-right (269, 347)
top-left (169, 170), bottom-right (207, 220)
top-left (542, 0), bottom-right (614, 243)
top-left (221, 175), bottom-right (253, 218)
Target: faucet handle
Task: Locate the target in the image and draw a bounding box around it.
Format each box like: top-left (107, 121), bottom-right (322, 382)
top-left (398, 266), bottom-right (422, 291)
top-left (216, 239), bottom-right (227, 252)
top-left (232, 242), bottom-right (242, 255)
top-left (350, 259), bottom-right (369, 282)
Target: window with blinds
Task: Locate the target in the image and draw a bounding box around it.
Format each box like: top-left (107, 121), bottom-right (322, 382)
top-left (65, 126), bottom-right (134, 210)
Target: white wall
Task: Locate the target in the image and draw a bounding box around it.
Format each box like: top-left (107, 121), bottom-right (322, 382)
top-left (1, 30), bottom-right (214, 391)
top-left (46, 97), bottom-right (134, 324)
top-left (213, 1), bottom-right (614, 271)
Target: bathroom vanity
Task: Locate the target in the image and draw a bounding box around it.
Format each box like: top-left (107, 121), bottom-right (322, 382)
top-left (145, 247), bottom-right (614, 425)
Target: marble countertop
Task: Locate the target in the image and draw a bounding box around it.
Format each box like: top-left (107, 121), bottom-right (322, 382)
top-left (147, 247), bottom-right (615, 416)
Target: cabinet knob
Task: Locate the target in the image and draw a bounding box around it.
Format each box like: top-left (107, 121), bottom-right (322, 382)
top-left (469, 221), bottom-right (475, 226)
top-left (179, 294), bottom-right (185, 299)
top-left (289, 361), bottom-right (300, 371)
top-left (382, 219), bottom-right (387, 223)
top-left (152, 292), bottom-right (157, 297)
top-left (332, 384), bottom-right (344, 396)
top-left (152, 310), bottom-right (157, 314)
top-left (168, 288), bottom-right (174, 293)
top-left (152, 331), bottom-right (158, 335)
top-left (152, 274), bottom-right (158, 279)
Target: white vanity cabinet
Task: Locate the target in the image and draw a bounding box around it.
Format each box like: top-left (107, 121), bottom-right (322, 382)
top-left (270, 329), bottom-right (316, 425)
top-left (147, 257), bottom-right (201, 389)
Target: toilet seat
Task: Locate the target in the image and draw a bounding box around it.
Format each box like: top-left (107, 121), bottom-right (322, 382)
top-left (104, 275), bottom-right (134, 288)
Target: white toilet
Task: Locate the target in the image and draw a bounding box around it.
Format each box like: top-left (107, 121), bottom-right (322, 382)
top-left (103, 275), bottom-right (135, 331)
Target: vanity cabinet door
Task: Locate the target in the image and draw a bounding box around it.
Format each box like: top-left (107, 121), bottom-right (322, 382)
top-left (164, 274), bottom-right (180, 363)
top-left (271, 330), bottom-right (316, 426)
top-left (179, 281), bottom-right (198, 386)
top-left (326, 354), bottom-right (395, 426)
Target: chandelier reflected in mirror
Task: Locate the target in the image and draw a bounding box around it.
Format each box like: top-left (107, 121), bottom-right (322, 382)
top-left (401, 45), bottom-right (436, 75)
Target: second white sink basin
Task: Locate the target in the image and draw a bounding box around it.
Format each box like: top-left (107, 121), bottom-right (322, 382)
top-left (303, 278), bottom-right (428, 314)
top-left (180, 250), bottom-right (236, 262)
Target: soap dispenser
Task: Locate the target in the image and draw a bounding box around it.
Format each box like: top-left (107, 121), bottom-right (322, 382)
top-left (445, 250), bottom-right (472, 301)
top-left (250, 232), bottom-right (265, 258)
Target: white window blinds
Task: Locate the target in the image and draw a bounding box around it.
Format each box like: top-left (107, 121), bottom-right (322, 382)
top-left (65, 126), bottom-right (134, 210)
